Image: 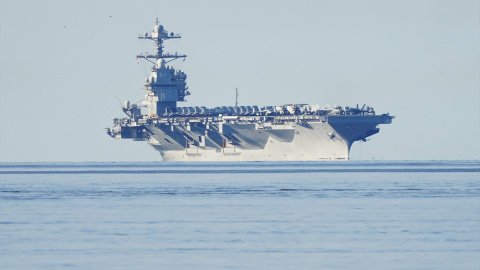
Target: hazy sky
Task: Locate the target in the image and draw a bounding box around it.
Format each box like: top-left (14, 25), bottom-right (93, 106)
top-left (1, 0), bottom-right (479, 161)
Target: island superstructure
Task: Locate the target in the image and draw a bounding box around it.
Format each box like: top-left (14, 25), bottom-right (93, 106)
top-left (107, 19), bottom-right (394, 161)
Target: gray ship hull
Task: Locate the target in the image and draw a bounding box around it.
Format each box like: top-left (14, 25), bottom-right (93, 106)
top-left (139, 115), bottom-right (391, 161)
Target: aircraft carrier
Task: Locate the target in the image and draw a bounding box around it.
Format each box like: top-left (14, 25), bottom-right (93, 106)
top-left (107, 19), bottom-right (394, 161)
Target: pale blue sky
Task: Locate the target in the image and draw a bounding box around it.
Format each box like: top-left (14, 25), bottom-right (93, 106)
top-left (1, 0), bottom-right (479, 161)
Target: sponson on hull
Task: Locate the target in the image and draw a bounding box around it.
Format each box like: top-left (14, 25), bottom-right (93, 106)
top-left (107, 19), bottom-right (394, 161)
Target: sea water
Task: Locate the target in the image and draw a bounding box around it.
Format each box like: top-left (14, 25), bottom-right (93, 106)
top-left (1, 161), bottom-right (479, 269)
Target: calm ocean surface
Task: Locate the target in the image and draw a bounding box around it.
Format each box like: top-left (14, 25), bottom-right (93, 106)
top-left (1, 161), bottom-right (479, 269)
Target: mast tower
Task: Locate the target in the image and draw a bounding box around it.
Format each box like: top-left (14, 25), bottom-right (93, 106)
top-left (137, 18), bottom-right (189, 117)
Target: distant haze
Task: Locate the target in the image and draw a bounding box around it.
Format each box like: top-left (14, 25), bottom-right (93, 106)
top-left (1, 0), bottom-right (479, 161)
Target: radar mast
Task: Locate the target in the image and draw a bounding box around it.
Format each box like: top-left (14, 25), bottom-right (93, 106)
top-left (137, 19), bottom-right (189, 117)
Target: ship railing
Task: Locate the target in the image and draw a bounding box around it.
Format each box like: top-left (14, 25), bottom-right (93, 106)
top-left (146, 110), bottom-right (379, 126)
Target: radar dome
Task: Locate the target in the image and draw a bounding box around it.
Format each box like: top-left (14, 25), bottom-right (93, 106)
top-left (157, 59), bottom-right (166, 68)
